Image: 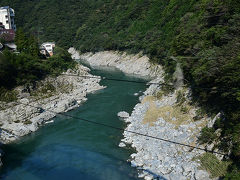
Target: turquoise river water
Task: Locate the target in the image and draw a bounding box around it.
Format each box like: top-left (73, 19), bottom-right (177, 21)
top-left (0, 65), bottom-right (148, 180)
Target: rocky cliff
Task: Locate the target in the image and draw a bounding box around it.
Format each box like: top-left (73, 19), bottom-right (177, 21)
top-left (120, 84), bottom-right (217, 180)
top-left (69, 49), bottom-right (219, 180)
top-left (69, 48), bottom-right (162, 78)
top-left (0, 64), bottom-right (104, 144)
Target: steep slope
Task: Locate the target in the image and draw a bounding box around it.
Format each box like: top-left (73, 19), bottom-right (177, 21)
top-left (0, 0), bottom-right (240, 177)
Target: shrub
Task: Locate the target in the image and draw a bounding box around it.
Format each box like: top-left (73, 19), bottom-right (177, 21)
top-left (196, 153), bottom-right (231, 178)
top-left (0, 87), bottom-right (18, 102)
top-left (24, 120), bottom-right (32, 125)
top-left (199, 127), bottom-right (217, 144)
top-left (176, 90), bottom-right (186, 105)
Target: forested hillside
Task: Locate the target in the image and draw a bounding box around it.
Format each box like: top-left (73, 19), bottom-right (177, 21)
top-left (0, 0), bottom-right (240, 178)
top-left (0, 29), bottom-right (75, 102)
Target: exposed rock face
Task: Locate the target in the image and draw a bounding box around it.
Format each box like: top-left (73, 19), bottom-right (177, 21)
top-left (68, 47), bottom-right (163, 78)
top-left (207, 112), bottom-right (221, 128)
top-left (69, 48), bottom-right (216, 179)
top-left (117, 111), bottom-right (130, 120)
top-left (120, 80), bottom-right (213, 180)
top-left (0, 64), bottom-right (105, 144)
top-left (195, 170), bottom-right (211, 180)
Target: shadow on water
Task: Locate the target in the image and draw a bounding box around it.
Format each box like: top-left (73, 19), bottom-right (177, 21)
top-left (1, 142), bottom-right (138, 180)
top-left (1, 143), bottom-right (167, 180)
top-left (0, 64), bottom-right (166, 180)
top-left (0, 145), bottom-right (97, 180)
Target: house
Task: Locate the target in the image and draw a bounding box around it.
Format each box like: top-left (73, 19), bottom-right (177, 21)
top-left (40, 42), bottom-right (55, 57)
top-left (4, 43), bottom-right (17, 51)
top-left (0, 42), bottom-right (17, 52)
top-left (39, 46), bottom-right (50, 57)
top-left (0, 22), bottom-right (15, 42)
top-left (0, 6), bottom-right (16, 31)
top-left (0, 6), bottom-right (16, 42)
top-left (0, 6), bottom-right (16, 51)
top-left (0, 22), bottom-right (4, 29)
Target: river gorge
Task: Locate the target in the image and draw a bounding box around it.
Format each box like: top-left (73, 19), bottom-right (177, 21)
top-left (0, 65), bottom-right (148, 180)
top-left (0, 50), bottom-right (215, 180)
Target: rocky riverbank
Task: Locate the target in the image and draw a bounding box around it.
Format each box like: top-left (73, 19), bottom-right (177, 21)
top-left (68, 48), bottom-right (162, 78)
top-left (119, 80), bottom-right (217, 180)
top-left (69, 48), bottom-right (218, 179)
top-left (0, 64), bottom-right (104, 144)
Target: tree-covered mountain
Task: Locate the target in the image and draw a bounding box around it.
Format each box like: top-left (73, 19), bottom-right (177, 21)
top-left (0, 29), bottom-right (75, 102)
top-left (0, 0), bottom-right (240, 178)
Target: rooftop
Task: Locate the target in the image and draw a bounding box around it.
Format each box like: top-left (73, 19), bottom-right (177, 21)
top-left (0, 6), bottom-right (10, 10)
top-left (42, 42), bottom-right (55, 45)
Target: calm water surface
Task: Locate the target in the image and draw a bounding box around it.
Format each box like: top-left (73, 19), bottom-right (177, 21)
top-left (0, 65), bottom-right (148, 180)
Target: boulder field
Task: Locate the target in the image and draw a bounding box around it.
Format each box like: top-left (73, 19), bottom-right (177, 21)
top-left (70, 48), bottom-right (218, 180)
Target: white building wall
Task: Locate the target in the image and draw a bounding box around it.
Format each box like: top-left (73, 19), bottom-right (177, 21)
top-left (0, 6), bottom-right (16, 30)
top-left (0, 9), bottom-right (10, 29)
top-left (41, 42), bottom-right (56, 56)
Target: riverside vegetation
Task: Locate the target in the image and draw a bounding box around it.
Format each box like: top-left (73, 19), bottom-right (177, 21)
top-left (0, 0), bottom-right (240, 178)
top-left (0, 30), bottom-right (104, 143)
top-left (0, 29), bottom-right (76, 102)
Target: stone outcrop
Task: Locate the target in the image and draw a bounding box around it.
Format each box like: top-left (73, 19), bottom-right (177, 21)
top-left (0, 64), bottom-right (104, 144)
top-left (68, 48), bottom-right (215, 179)
top-left (120, 81), bottom-right (213, 180)
top-left (207, 112), bottom-right (221, 128)
top-left (68, 47), bottom-right (162, 78)
top-left (117, 111), bottom-right (130, 120)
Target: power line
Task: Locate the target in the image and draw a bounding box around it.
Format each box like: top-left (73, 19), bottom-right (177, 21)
top-left (50, 73), bottom-right (166, 86)
top-left (17, 101), bottom-right (228, 156)
top-left (52, 73), bottom-right (233, 91)
top-left (0, 71), bottom-right (231, 156)
top-left (0, 71), bottom-right (231, 111)
top-left (21, 65), bottom-right (234, 90)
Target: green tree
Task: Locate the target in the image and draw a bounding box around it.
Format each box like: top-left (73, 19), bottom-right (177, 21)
top-left (15, 28), bottom-right (28, 53)
top-left (15, 28), bottom-right (40, 57)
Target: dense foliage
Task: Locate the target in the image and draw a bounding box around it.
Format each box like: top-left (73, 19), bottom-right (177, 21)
top-left (0, 29), bottom-right (75, 90)
top-left (0, 0), bottom-right (240, 177)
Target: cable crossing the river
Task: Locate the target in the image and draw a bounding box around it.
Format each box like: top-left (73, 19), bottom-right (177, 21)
top-left (17, 101), bottom-right (228, 156)
top-left (50, 73), bottom-right (228, 91)
top-left (51, 73), bottom-right (164, 85)
top-left (1, 71), bottom-right (229, 156)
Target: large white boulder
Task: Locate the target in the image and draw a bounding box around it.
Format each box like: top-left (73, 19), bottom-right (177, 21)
top-left (117, 111), bottom-right (130, 119)
top-left (195, 170), bottom-right (211, 180)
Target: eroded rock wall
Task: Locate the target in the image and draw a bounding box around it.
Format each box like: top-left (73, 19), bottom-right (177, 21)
top-left (0, 64), bottom-right (104, 144)
top-left (69, 48), bottom-right (162, 78)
